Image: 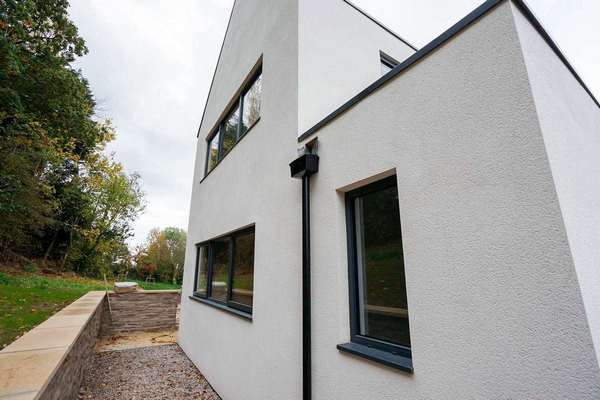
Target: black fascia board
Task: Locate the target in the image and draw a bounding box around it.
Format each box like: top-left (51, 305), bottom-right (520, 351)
top-left (298, 0), bottom-right (599, 143)
top-left (510, 0), bottom-right (600, 109)
top-left (342, 0), bottom-right (418, 51)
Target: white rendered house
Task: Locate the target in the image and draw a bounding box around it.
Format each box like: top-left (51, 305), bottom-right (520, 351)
top-left (179, 0), bottom-right (600, 399)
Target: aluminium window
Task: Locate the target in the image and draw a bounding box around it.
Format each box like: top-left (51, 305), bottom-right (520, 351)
top-left (205, 69), bottom-right (262, 176)
top-left (206, 130), bottom-right (220, 173)
top-left (210, 238), bottom-right (230, 302)
top-left (338, 175), bottom-right (413, 372)
top-left (242, 74), bottom-right (262, 133)
top-left (195, 244), bottom-right (209, 297)
top-left (220, 104), bottom-right (240, 158)
top-left (193, 226), bottom-right (255, 316)
top-left (380, 51), bottom-right (399, 75)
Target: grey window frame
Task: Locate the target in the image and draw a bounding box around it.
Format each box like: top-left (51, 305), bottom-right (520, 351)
top-left (337, 175), bottom-right (413, 372)
top-left (193, 244), bottom-right (210, 297)
top-left (204, 68), bottom-right (262, 177)
top-left (192, 226), bottom-right (255, 318)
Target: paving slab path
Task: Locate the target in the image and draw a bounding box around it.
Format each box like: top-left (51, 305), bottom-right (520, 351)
top-left (79, 343), bottom-right (220, 400)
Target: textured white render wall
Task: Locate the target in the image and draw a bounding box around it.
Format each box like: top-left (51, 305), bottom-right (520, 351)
top-left (512, 3), bottom-right (600, 367)
top-left (298, 0), bottom-right (415, 134)
top-left (304, 2), bottom-right (600, 399)
top-left (180, 1), bottom-right (302, 399)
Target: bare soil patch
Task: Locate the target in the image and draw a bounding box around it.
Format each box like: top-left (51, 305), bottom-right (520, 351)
top-left (95, 330), bottom-right (177, 352)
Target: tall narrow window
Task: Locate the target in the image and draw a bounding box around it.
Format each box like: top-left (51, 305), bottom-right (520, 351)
top-left (192, 226), bottom-right (255, 317)
top-left (206, 130), bottom-right (220, 173)
top-left (354, 180), bottom-right (409, 347)
top-left (210, 238), bottom-right (230, 302)
top-left (221, 104), bottom-right (240, 157)
top-left (242, 74), bottom-right (262, 134)
top-left (231, 230), bottom-right (255, 309)
top-left (339, 176), bottom-right (412, 371)
top-left (194, 244), bottom-right (209, 297)
top-left (203, 67), bottom-right (262, 177)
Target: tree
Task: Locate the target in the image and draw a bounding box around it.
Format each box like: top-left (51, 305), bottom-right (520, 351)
top-left (135, 227), bottom-right (186, 284)
top-left (1, 0), bottom-right (94, 256)
top-left (64, 148), bottom-right (145, 275)
top-left (0, 0), bottom-right (145, 275)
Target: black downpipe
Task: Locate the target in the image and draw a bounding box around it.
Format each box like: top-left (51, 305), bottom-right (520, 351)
top-left (302, 175), bottom-right (311, 400)
top-left (289, 150), bottom-right (319, 400)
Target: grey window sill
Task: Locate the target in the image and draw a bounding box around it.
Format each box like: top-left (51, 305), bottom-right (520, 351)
top-left (337, 342), bottom-right (413, 373)
top-left (188, 295), bottom-right (252, 321)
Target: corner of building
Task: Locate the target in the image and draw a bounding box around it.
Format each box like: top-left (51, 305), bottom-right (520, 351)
top-left (509, 0), bottom-right (600, 370)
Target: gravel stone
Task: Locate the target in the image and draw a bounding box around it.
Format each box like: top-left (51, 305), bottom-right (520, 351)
top-left (79, 344), bottom-right (220, 400)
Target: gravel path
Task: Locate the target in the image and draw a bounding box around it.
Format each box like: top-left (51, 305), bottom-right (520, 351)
top-left (79, 344), bottom-right (220, 400)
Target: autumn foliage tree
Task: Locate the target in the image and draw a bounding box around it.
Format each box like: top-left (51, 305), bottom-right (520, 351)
top-left (0, 0), bottom-right (144, 275)
top-left (135, 227), bottom-right (186, 284)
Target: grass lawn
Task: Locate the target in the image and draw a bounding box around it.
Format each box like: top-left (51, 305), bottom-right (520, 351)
top-left (0, 271), bottom-right (180, 350)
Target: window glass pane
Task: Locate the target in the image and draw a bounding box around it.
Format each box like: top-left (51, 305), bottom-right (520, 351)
top-left (195, 245), bottom-right (209, 296)
top-left (207, 130), bottom-right (220, 173)
top-left (242, 74), bottom-right (262, 134)
top-left (210, 239), bottom-right (230, 302)
top-left (354, 183), bottom-right (410, 347)
top-left (221, 105), bottom-right (239, 157)
top-left (231, 231), bottom-right (255, 307)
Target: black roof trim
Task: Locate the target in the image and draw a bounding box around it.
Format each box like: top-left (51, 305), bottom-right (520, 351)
top-left (342, 0), bottom-right (418, 51)
top-left (299, 0), bottom-right (599, 143)
top-left (196, 0), bottom-right (237, 138)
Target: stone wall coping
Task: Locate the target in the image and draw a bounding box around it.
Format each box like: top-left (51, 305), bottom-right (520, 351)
top-left (0, 291), bottom-right (106, 400)
top-left (107, 289), bottom-right (181, 294)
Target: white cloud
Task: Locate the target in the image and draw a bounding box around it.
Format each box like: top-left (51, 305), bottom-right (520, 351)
top-left (69, 0), bottom-right (235, 246)
top-left (68, 0), bottom-right (598, 246)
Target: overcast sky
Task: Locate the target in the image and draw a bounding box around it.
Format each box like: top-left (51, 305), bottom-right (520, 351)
top-left (68, 0), bottom-right (599, 246)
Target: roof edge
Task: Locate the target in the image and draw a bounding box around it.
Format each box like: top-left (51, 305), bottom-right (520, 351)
top-left (510, 0), bottom-right (600, 109)
top-left (342, 0), bottom-right (418, 51)
top-left (196, 0), bottom-right (237, 138)
top-left (298, 0), bottom-right (505, 142)
top-left (298, 0), bottom-right (599, 143)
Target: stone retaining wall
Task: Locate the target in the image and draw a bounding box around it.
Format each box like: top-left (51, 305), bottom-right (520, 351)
top-left (0, 289), bottom-right (180, 400)
top-left (0, 291), bottom-right (105, 400)
top-left (101, 290), bottom-right (180, 336)
top-left (40, 296), bottom-right (104, 400)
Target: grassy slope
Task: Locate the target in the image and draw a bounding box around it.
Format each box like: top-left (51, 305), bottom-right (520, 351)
top-left (0, 271), bottom-right (179, 350)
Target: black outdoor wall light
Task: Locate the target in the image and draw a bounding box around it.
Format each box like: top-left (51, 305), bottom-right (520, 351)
top-left (290, 151), bottom-right (319, 178)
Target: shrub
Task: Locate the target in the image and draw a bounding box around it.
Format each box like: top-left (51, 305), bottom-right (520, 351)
top-left (0, 272), bottom-right (11, 285)
top-left (23, 262), bottom-right (38, 273)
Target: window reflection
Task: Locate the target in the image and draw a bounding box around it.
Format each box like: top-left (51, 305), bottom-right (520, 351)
top-left (231, 232), bottom-right (255, 306)
top-left (242, 74), bottom-right (262, 134)
top-left (204, 70), bottom-right (262, 176)
top-left (195, 245), bottom-right (209, 296)
top-left (354, 184), bottom-right (410, 347)
top-left (210, 239), bottom-right (230, 302)
top-left (221, 105), bottom-right (239, 157)
top-left (207, 131), bottom-right (220, 173)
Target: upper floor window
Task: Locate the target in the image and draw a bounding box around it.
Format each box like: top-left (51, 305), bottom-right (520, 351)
top-left (380, 51), bottom-right (399, 76)
top-left (338, 175), bottom-right (412, 372)
top-left (205, 70), bottom-right (263, 176)
top-left (193, 226), bottom-right (255, 316)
